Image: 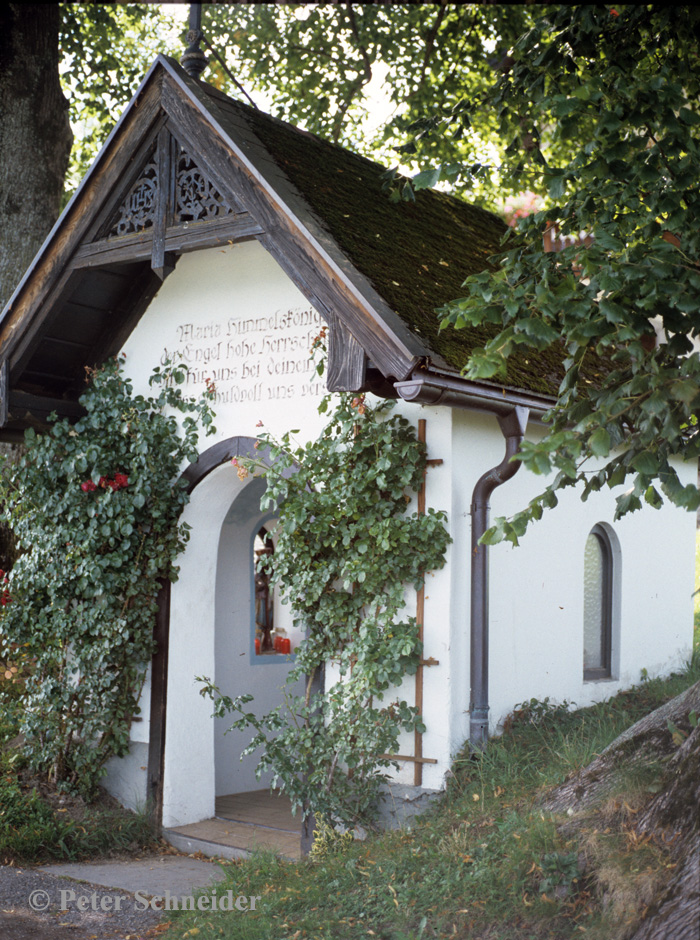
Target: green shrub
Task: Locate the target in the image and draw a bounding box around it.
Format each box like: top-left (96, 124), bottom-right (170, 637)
top-left (0, 357), bottom-right (215, 797)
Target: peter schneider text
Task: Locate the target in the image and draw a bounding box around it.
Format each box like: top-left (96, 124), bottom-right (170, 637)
top-left (57, 888), bottom-right (261, 912)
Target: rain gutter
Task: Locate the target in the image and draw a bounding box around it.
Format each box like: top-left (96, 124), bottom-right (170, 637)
top-left (395, 370), bottom-right (552, 750)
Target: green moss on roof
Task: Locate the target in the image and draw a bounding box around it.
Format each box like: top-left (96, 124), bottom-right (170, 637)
top-left (205, 88), bottom-right (576, 397)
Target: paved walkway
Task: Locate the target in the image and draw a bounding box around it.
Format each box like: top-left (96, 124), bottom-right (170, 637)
top-left (39, 853), bottom-right (228, 897)
top-left (1, 854), bottom-right (233, 940)
top-left (2, 790), bottom-right (300, 939)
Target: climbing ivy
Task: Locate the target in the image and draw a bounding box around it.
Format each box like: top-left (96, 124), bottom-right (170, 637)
top-left (0, 357), bottom-right (215, 796)
top-left (201, 389), bottom-right (450, 830)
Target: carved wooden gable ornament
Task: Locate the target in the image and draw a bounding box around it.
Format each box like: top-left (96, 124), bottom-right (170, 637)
top-left (0, 54), bottom-right (550, 441)
top-left (102, 141), bottom-right (238, 239)
top-left (0, 55), bottom-right (433, 438)
top-left (90, 132), bottom-right (244, 280)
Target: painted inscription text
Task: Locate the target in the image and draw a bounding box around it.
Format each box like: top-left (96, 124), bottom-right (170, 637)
top-left (162, 307), bottom-right (326, 404)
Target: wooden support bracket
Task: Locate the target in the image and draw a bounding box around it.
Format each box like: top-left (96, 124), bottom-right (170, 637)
top-left (326, 312), bottom-right (367, 391)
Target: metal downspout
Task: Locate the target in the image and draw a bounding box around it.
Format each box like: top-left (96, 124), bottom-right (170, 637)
top-left (394, 371), bottom-right (535, 751)
top-left (469, 406), bottom-right (529, 750)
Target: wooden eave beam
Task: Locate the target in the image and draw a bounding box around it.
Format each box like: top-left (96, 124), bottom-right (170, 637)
top-left (73, 212), bottom-right (264, 270)
top-left (6, 261), bottom-right (160, 407)
top-left (8, 389), bottom-right (85, 423)
top-left (86, 268), bottom-right (164, 371)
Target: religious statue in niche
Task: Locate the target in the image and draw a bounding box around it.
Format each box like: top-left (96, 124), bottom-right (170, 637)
top-left (254, 527), bottom-right (292, 655)
top-left (254, 527), bottom-right (274, 653)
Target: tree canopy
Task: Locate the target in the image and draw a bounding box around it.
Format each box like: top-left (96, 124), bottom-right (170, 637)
top-left (201, 2), bottom-right (532, 197)
top-left (199, 3), bottom-right (700, 537)
top-left (437, 5), bottom-right (700, 540)
top-left (4, 3), bottom-right (700, 536)
top-left (59, 3), bottom-right (166, 194)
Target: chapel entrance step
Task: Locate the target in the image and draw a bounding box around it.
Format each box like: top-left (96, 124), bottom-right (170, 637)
top-left (163, 789), bottom-right (301, 861)
top-left (215, 789), bottom-right (300, 832)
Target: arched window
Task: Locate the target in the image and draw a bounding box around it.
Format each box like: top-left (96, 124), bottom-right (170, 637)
top-left (254, 526), bottom-right (275, 653)
top-left (583, 524), bottom-right (613, 680)
top-left (252, 523), bottom-right (292, 657)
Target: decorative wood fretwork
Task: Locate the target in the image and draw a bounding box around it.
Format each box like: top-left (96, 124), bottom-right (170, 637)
top-left (101, 136), bottom-right (239, 245)
top-left (174, 147), bottom-right (236, 223)
top-left (108, 159), bottom-right (158, 237)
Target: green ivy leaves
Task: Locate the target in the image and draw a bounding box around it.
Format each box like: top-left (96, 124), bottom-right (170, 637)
top-left (0, 357), bottom-right (215, 796)
top-left (205, 393), bottom-right (451, 830)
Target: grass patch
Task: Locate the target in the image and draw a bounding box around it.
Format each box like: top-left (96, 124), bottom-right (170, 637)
top-left (161, 644), bottom-right (700, 940)
top-left (0, 774), bottom-right (159, 864)
top-left (0, 714), bottom-right (159, 864)
top-left (694, 529), bottom-right (700, 650)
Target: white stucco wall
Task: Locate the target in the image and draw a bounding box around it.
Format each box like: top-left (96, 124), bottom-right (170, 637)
top-left (102, 238), bottom-right (696, 825)
top-left (122, 242), bottom-right (335, 827)
top-left (121, 240), bottom-right (330, 445)
top-left (448, 408), bottom-right (696, 749)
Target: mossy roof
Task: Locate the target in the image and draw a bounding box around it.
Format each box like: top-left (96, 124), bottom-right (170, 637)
top-left (196, 85), bottom-right (575, 398)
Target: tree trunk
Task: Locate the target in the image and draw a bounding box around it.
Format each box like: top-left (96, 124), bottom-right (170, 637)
top-left (628, 721), bottom-right (700, 940)
top-left (0, 4), bottom-right (72, 310)
top-left (543, 680), bottom-right (700, 939)
top-left (543, 681), bottom-right (700, 814)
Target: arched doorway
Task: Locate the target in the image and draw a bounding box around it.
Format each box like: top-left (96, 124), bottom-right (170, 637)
top-left (214, 476), bottom-right (304, 798)
top-left (155, 438), bottom-right (303, 830)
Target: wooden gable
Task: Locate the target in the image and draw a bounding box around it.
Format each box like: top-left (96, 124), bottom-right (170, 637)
top-left (0, 55), bottom-right (428, 439)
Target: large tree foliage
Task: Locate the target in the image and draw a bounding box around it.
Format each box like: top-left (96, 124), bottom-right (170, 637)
top-left (436, 5), bottom-right (700, 541)
top-left (200, 2), bottom-right (534, 200)
top-left (59, 4), bottom-right (167, 195)
top-left (200, 5), bottom-right (700, 537)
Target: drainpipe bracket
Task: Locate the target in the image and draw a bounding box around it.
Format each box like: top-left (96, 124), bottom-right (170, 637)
top-left (497, 405), bottom-right (529, 439)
